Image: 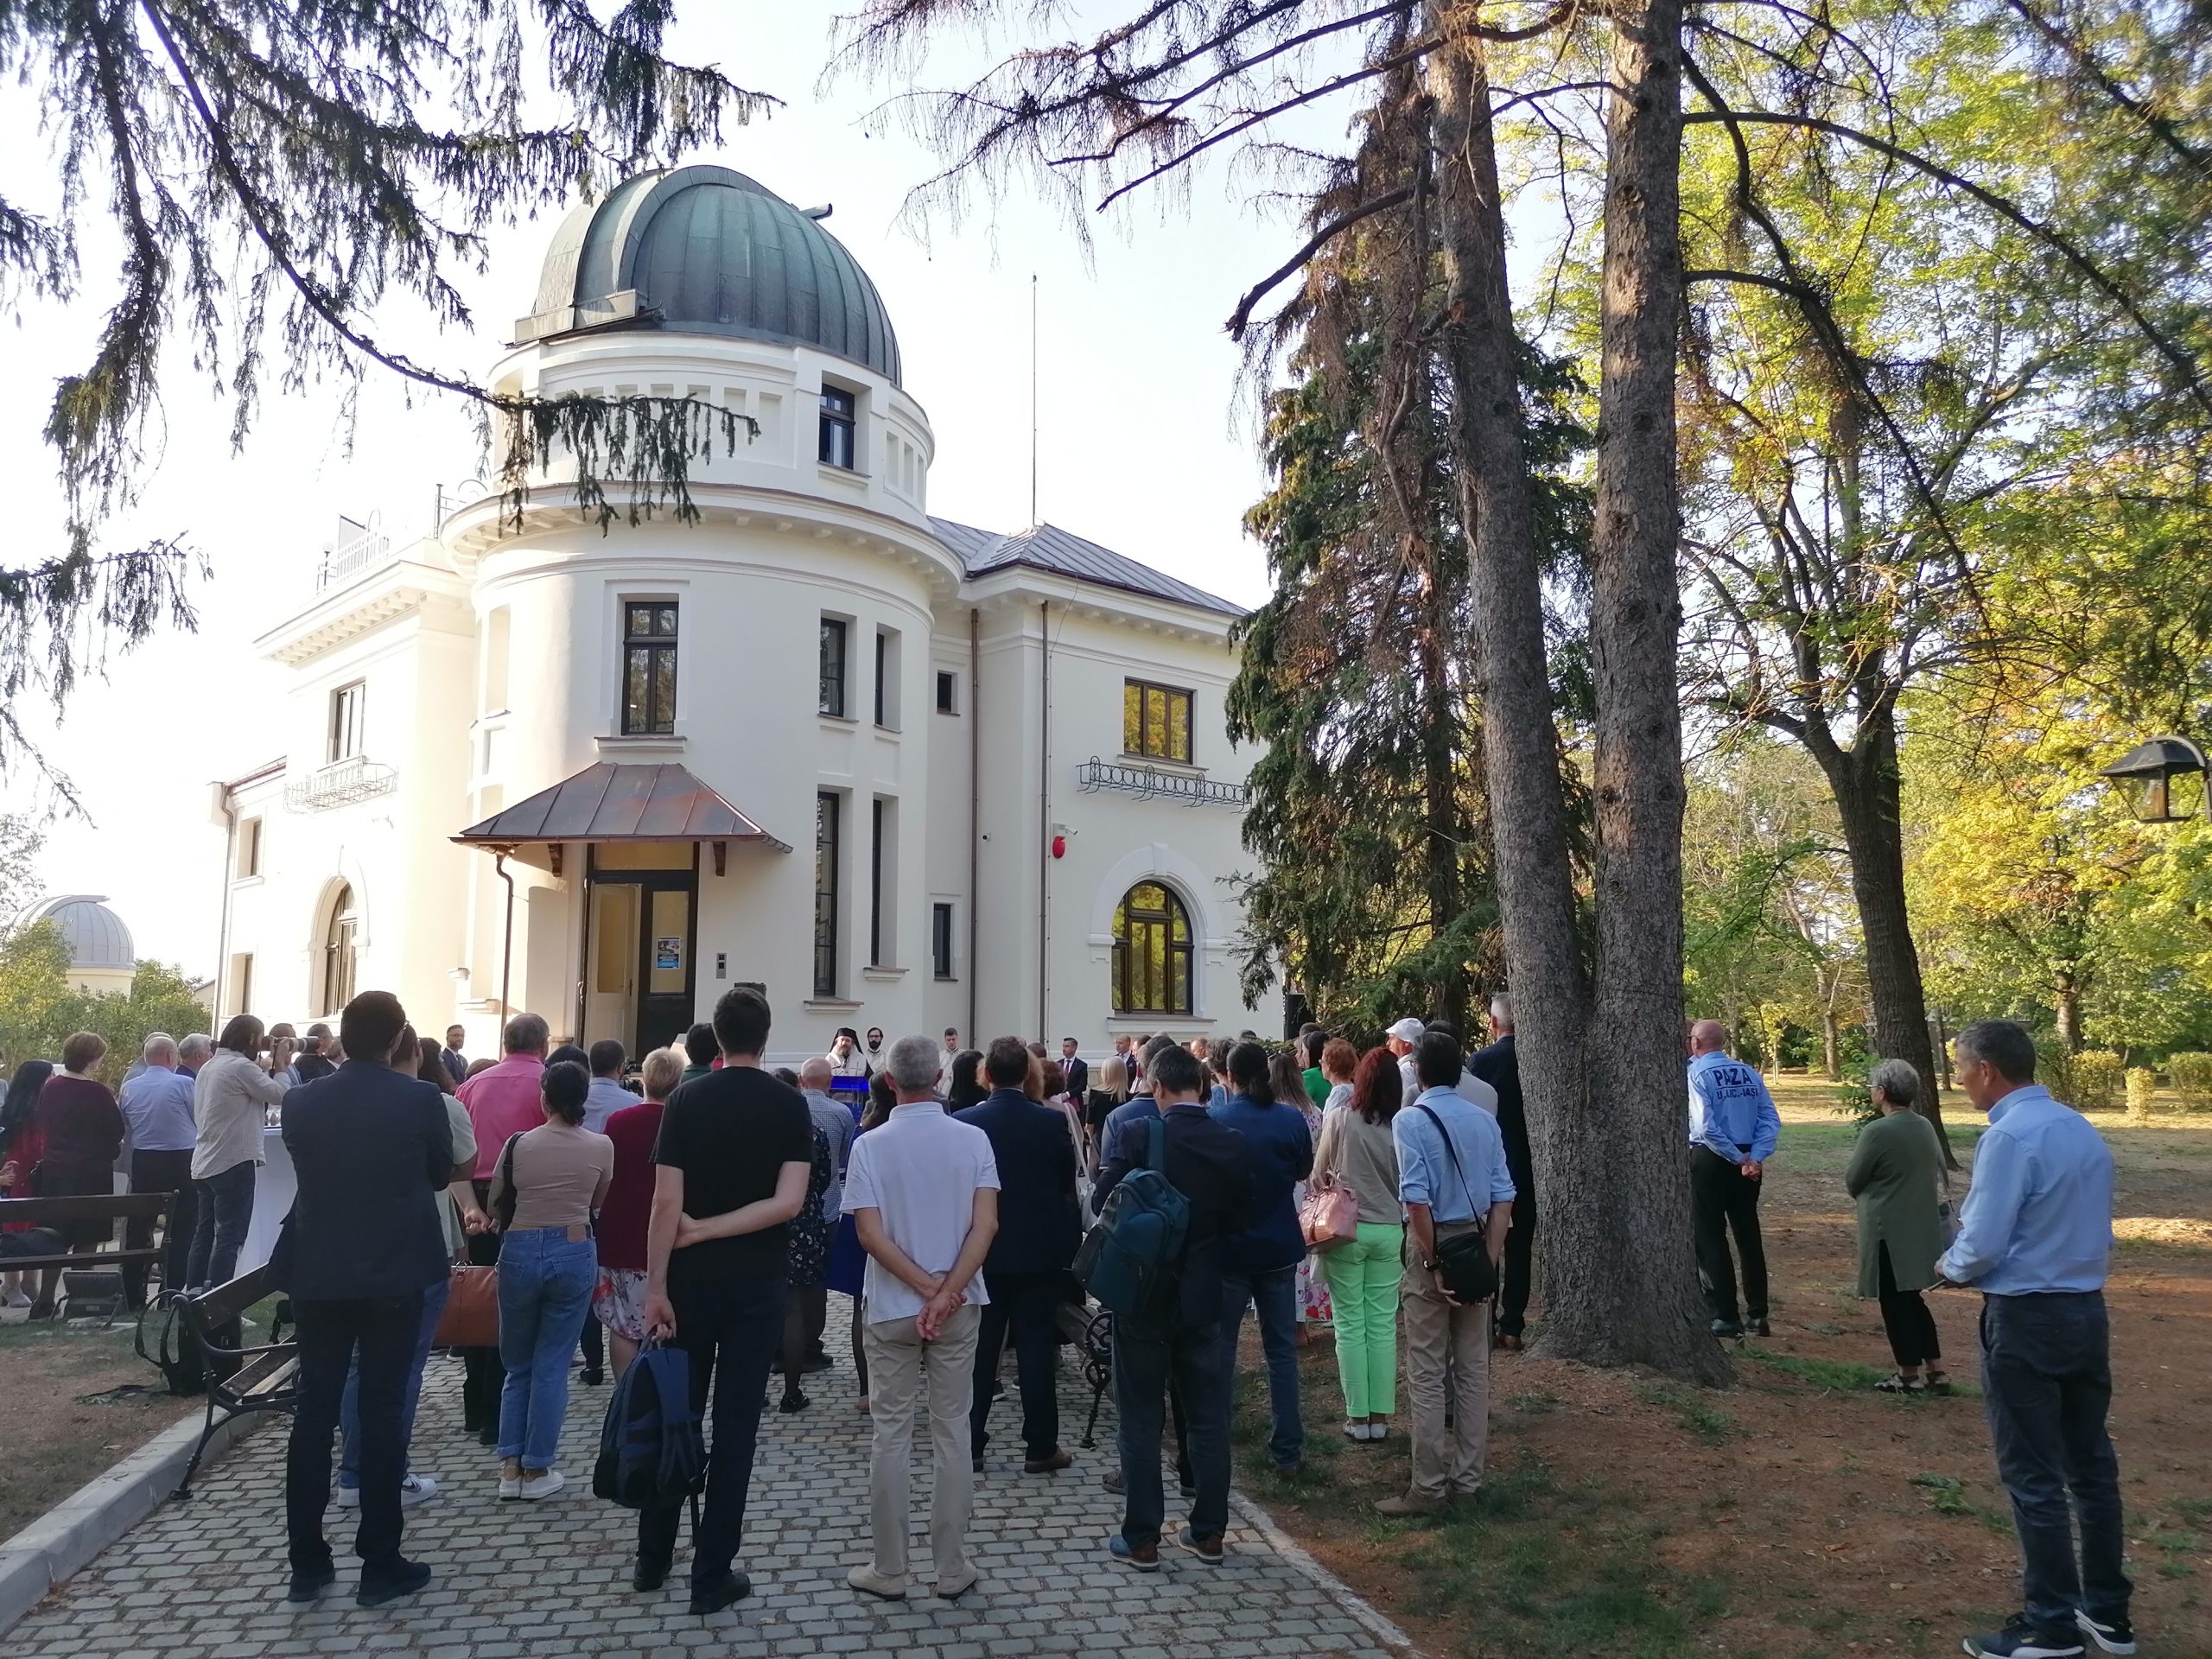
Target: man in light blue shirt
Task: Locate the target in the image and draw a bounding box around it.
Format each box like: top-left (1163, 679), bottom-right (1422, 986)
top-left (1379, 1032), bottom-right (1514, 1516)
top-left (119, 1033), bottom-right (199, 1309)
top-left (1686, 1020), bottom-right (1781, 1338)
top-left (1939, 1020), bottom-right (2129, 1659)
top-left (582, 1040), bottom-right (641, 1135)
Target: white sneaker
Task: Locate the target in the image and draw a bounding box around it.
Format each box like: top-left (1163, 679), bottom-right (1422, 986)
top-left (3, 1288), bottom-right (30, 1309)
top-left (518, 1469), bottom-right (565, 1501)
top-left (335, 1485), bottom-right (361, 1510)
top-left (498, 1473), bottom-right (522, 1500)
top-left (399, 1473), bottom-right (438, 1507)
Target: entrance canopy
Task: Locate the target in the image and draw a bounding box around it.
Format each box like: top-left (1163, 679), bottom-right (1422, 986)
top-left (454, 761), bottom-right (789, 872)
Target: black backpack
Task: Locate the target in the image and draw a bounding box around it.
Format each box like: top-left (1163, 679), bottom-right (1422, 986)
top-left (593, 1342), bottom-right (705, 1515)
top-left (135, 1295), bottom-right (206, 1396)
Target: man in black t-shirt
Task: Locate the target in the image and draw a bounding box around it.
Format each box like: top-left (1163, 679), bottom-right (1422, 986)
top-left (637, 988), bottom-right (813, 1617)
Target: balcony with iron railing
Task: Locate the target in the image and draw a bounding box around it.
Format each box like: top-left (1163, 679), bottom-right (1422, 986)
top-left (285, 756), bottom-right (399, 811)
top-left (1074, 756), bottom-right (1249, 809)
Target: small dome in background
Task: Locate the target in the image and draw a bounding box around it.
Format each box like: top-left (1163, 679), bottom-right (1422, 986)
top-left (518, 164), bottom-right (902, 384)
top-left (18, 893), bottom-right (136, 970)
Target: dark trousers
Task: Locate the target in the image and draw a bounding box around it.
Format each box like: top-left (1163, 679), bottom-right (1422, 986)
top-left (125, 1149), bottom-right (194, 1307)
top-left (1114, 1318), bottom-right (1228, 1549)
top-left (1498, 1179), bottom-right (1537, 1338)
top-left (288, 1290), bottom-right (424, 1577)
top-left (638, 1274), bottom-right (788, 1588)
top-left (185, 1160), bottom-right (255, 1292)
top-left (578, 1307), bottom-right (604, 1376)
top-left (460, 1182), bottom-right (504, 1429)
top-left (1981, 1291), bottom-right (2131, 1633)
top-left (968, 1271), bottom-right (1063, 1460)
top-left (1691, 1147), bottom-right (1768, 1325)
top-left (1877, 1244), bottom-right (1942, 1369)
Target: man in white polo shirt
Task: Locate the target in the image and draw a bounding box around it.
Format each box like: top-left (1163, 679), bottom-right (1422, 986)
top-left (842, 1034), bottom-right (1001, 1603)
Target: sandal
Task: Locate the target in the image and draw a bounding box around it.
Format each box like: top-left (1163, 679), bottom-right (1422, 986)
top-left (1924, 1371), bottom-right (1953, 1395)
top-left (1873, 1372), bottom-right (1927, 1394)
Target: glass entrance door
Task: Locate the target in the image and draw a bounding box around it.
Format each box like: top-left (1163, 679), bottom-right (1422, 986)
top-left (582, 851), bottom-right (696, 1058)
top-left (637, 885), bottom-right (695, 1056)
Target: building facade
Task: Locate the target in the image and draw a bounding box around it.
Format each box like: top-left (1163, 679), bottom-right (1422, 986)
top-left (211, 164), bottom-right (1267, 1064)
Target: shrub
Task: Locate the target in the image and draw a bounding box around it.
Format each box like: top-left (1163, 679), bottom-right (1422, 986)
top-left (2171, 1052), bottom-right (2212, 1112)
top-left (2126, 1068), bottom-right (2158, 1125)
top-left (2068, 1052), bottom-right (2125, 1114)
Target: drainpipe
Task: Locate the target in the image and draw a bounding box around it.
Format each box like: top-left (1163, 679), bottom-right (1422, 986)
top-left (213, 784), bottom-right (236, 1021)
top-left (1038, 599), bottom-right (1050, 1042)
top-left (495, 850), bottom-right (518, 1019)
top-left (967, 607), bottom-right (980, 1046)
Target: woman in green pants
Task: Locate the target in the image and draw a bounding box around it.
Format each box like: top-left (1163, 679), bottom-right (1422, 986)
top-left (1312, 1046), bottom-right (1407, 1441)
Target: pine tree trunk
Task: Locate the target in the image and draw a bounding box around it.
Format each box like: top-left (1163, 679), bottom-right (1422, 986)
top-left (1429, 3), bottom-right (1725, 1382)
top-left (1816, 710), bottom-right (1956, 1162)
top-left (1416, 569), bottom-right (1463, 1029)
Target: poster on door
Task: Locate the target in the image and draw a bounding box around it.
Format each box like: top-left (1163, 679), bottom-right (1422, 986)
top-left (654, 936), bottom-right (683, 971)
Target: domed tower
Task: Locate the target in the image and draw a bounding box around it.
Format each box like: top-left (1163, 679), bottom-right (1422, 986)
top-left (20, 894), bottom-right (137, 995)
top-left (443, 164), bottom-right (951, 1058)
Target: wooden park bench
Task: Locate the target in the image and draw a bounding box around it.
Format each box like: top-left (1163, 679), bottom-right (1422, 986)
top-left (173, 1262), bottom-right (298, 1498)
top-left (1054, 1296), bottom-right (1116, 1449)
top-left (0, 1192), bottom-right (172, 1322)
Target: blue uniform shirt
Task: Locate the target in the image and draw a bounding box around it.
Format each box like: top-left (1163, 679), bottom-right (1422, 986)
top-left (1687, 1051), bottom-right (1781, 1164)
top-left (1938, 1084), bottom-right (2113, 1296)
top-left (1392, 1086), bottom-right (1515, 1224)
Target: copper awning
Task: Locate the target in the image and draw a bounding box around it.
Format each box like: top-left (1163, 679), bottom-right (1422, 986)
top-left (454, 762), bottom-right (790, 873)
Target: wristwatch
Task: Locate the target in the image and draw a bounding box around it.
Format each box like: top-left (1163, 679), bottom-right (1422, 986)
top-left (1421, 1255), bottom-right (1440, 1272)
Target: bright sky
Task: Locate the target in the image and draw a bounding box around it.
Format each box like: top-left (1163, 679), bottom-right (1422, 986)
top-left (2, 7), bottom-right (1564, 979)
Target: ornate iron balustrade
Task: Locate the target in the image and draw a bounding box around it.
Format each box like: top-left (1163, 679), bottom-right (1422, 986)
top-left (285, 757), bottom-right (398, 811)
top-left (1074, 756), bottom-right (1249, 809)
top-left (315, 517), bottom-right (393, 591)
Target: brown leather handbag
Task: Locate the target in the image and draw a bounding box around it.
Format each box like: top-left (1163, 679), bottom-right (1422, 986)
top-left (435, 1263), bottom-right (499, 1348)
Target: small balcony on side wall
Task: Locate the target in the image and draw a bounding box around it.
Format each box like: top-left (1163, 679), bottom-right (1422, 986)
top-left (1074, 756), bottom-right (1249, 809)
top-left (286, 757), bottom-right (399, 812)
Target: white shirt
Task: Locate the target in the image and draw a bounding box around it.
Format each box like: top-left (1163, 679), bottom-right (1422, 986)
top-left (1397, 1054), bottom-right (1498, 1116)
top-left (824, 1046), bottom-right (869, 1079)
top-left (842, 1100), bottom-right (999, 1325)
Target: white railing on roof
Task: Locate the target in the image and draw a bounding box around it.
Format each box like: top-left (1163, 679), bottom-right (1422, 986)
top-left (315, 513), bottom-right (393, 591)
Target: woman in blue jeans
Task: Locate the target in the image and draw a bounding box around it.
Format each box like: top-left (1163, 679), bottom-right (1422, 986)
top-left (486, 1061), bottom-right (612, 1500)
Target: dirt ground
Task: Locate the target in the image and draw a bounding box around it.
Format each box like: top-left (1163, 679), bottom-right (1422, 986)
top-left (1239, 1087), bottom-right (2212, 1659)
top-left (0, 1312), bottom-right (193, 1541)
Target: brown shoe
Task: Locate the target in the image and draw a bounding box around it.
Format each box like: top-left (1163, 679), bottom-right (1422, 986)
top-left (1024, 1448), bottom-right (1075, 1474)
top-left (1374, 1491), bottom-right (1447, 1518)
top-left (1496, 1332), bottom-right (1523, 1352)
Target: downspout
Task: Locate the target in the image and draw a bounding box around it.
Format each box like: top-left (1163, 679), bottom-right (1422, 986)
top-left (495, 849), bottom-right (518, 1019)
top-left (213, 785), bottom-right (236, 1022)
top-left (967, 607), bottom-right (980, 1046)
top-left (1038, 599), bottom-right (1050, 1042)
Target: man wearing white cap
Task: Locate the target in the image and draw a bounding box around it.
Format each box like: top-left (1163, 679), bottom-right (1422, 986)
top-left (1387, 1019), bottom-right (1427, 1103)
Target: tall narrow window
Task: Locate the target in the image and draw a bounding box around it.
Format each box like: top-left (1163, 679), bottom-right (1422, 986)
top-left (621, 601), bottom-right (679, 735)
top-left (328, 681), bottom-right (366, 763)
top-left (819, 618), bottom-right (849, 717)
top-left (936, 671), bottom-right (957, 714)
top-left (931, 903), bottom-right (955, 980)
top-left (1112, 882), bottom-right (1192, 1014)
top-left (874, 631), bottom-right (888, 727)
top-left (869, 798), bottom-right (886, 967)
top-left (321, 883), bottom-right (359, 1014)
top-left (818, 385), bottom-right (856, 469)
top-left (813, 792), bottom-right (841, 996)
top-left (231, 952), bottom-right (254, 1015)
top-left (237, 818), bottom-right (262, 879)
top-left (1122, 679), bottom-right (1193, 762)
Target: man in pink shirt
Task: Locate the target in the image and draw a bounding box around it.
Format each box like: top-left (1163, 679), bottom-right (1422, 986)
top-left (458, 1014), bottom-right (549, 1177)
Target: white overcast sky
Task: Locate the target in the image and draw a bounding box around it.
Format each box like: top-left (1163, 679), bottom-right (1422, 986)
top-left (2, 6), bottom-right (1565, 978)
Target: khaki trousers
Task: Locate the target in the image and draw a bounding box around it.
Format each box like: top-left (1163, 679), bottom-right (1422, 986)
top-left (861, 1303), bottom-right (982, 1584)
top-left (1402, 1225), bottom-right (1491, 1499)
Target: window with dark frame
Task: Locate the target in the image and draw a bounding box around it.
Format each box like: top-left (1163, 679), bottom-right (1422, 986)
top-left (620, 601), bottom-right (679, 735)
top-left (819, 385), bottom-right (856, 469)
top-left (1122, 679), bottom-right (1193, 763)
top-left (238, 818), bottom-right (262, 879)
top-left (935, 671), bottom-right (957, 714)
top-left (814, 792), bottom-right (841, 997)
top-left (1111, 881), bottom-right (1192, 1014)
top-left (931, 902), bottom-right (955, 980)
top-left (328, 681), bottom-right (366, 764)
top-left (819, 618), bottom-right (848, 717)
top-left (869, 798), bottom-right (887, 968)
top-left (874, 631), bottom-right (888, 728)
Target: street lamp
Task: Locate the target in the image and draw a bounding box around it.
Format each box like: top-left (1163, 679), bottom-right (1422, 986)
top-left (2098, 734), bottom-right (2209, 823)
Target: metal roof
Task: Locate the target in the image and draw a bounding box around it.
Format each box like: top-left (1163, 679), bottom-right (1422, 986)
top-left (931, 518), bottom-right (1245, 619)
top-left (520, 165), bottom-right (901, 383)
top-left (454, 763), bottom-right (789, 851)
top-left (18, 894), bottom-right (135, 969)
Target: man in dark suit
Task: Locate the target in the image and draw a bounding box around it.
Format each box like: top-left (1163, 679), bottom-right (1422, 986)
top-left (280, 989), bottom-right (454, 1610)
top-left (1471, 992), bottom-right (1535, 1351)
top-left (1094, 1045), bottom-right (1253, 1569)
top-left (956, 1036), bottom-right (1082, 1473)
top-left (1059, 1037), bottom-right (1089, 1100)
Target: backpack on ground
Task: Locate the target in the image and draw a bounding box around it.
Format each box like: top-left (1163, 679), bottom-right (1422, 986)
top-left (134, 1294), bottom-right (206, 1396)
top-left (1074, 1116), bottom-right (1188, 1318)
top-left (593, 1341), bottom-right (704, 1515)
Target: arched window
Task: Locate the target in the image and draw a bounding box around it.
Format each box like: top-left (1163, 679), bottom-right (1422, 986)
top-left (321, 882), bottom-right (359, 1015)
top-left (1112, 882), bottom-right (1192, 1015)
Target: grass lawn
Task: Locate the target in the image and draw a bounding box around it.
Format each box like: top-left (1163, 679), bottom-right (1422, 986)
top-left (1226, 1082), bottom-right (2212, 1658)
top-left (0, 1313), bottom-right (194, 1541)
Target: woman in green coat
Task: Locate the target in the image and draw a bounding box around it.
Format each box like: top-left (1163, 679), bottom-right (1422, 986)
top-left (1844, 1058), bottom-right (1952, 1393)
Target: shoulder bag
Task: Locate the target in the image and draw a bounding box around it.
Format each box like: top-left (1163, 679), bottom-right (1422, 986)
top-left (1411, 1102), bottom-right (1500, 1304)
top-left (434, 1135), bottom-right (518, 1349)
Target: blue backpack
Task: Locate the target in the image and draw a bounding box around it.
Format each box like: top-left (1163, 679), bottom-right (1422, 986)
top-left (593, 1342), bottom-right (705, 1512)
top-left (1075, 1116), bottom-right (1189, 1318)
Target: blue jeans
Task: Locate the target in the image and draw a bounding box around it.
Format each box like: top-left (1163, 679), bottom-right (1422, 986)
top-left (1981, 1291), bottom-right (2131, 1632)
top-left (1221, 1263), bottom-right (1303, 1470)
top-left (186, 1160), bottom-right (255, 1291)
top-left (1114, 1318), bottom-right (1230, 1550)
top-left (339, 1276), bottom-right (449, 1489)
top-left (496, 1230), bottom-right (596, 1471)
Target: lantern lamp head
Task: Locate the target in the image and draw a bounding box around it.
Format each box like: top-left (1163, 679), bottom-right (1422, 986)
top-left (2098, 734), bottom-right (2209, 823)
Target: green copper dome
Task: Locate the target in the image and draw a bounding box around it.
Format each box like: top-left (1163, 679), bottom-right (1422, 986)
top-left (518, 165), bottom-right (901, 385)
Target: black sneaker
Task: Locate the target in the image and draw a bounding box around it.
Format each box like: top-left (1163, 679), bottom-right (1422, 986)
top-left (285, 1565), bottom-right (336, 1603)
top-left (356, 1559), bottom-right (432, 1608)
top-left (581, 1367), bottom-right (606, 1386)
top-left (632, 1558), bottom-right (670, 1592)
top-left (802, 1350), bottom-right (833, 1373)
top-left (2075, 1610), bottom-right (2136, 1656)
top-left (1746, 1317), bottom-right (1771, 1338)
top-left (690, 1571), bottom-right (751, 1616)
top-left (1961, 1615), bottom-right (2085, 1657)
top-left (1710, 1318), bottom-right (1745, 1339)
top-left (778, 1390), bottom-right (810, 1414)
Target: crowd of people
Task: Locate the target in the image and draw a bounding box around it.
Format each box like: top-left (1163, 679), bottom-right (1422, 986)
top-left (0, 989), bottom-right (2134, 1657)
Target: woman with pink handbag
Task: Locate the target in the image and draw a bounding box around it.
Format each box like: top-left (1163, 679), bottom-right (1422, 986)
top-left (1310, 1046), bottom-right (1407, 1442)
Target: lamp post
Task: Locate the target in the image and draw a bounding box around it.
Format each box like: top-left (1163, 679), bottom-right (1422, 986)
top-left (2097, 734), bottom-right (2209, 823)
